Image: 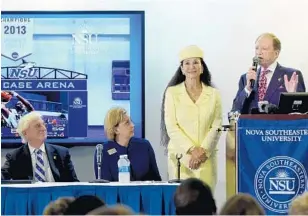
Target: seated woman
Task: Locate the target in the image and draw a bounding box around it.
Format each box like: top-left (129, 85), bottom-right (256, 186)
top-left (94, 107), bottom-right (162, 182)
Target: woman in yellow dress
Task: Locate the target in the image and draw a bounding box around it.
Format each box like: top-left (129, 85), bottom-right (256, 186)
top-left (160, 45), bottom-right (222, 190)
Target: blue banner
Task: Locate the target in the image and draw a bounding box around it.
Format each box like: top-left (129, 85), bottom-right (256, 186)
top-left (237, 117), bottom-right (308, 215)
top-left (68, 91), bottom-right (88, 137)
top-left (1, 79), bottom-right (87, 91)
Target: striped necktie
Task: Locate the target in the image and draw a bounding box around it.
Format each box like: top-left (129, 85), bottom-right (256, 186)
top-left (34, 149), bottom-right (46, 182)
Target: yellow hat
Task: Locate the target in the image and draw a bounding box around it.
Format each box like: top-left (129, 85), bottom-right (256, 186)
top-left (179, 45), bottom-right (204, 62)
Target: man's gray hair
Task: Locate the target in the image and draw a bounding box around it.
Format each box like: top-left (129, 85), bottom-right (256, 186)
top-left (16, 111), bottom-right (42, 143)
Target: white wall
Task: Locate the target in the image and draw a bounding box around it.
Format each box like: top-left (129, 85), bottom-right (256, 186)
top-left (2, 0), bottom-right (308, 209)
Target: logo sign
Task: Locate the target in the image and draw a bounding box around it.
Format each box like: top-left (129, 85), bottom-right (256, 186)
top-left (254, 156), bottom-right (307, 213)
top-left (71, 28), bottom-right (99, 54)
top-left (8, 68), bottom-right (38, 79)
top-left (72, 32), bottom-right (98, 45)
top-left (70, 97), bottom-right (86, 109)
top-left (73, 97), bottom-right (82, 105)
top-left (1, 18), bottom-right (34, 61)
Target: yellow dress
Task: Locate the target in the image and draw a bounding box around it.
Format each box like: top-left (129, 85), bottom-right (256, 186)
top-left (164, 82), bottom-right (222, 190)
top-left (226, 121), bottom-right (236, 199)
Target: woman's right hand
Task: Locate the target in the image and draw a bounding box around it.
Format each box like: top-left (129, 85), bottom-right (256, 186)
top-left (189, 147), bottom-right (207, 169)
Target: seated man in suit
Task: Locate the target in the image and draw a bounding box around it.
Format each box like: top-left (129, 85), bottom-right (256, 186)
top-left (232, 33), bottom-right (306, 114)
top-left (94, 107), bottom-right (161, 182)
top-left (1, 111), bottom-right (79, 182)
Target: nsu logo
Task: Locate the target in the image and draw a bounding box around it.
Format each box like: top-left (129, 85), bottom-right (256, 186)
top-left (254, 156), bottom-right (307, 214)
top-left (73, 97), bottom-right (82, 105)
top-left (8, 68), bottom-right (38, 79)
top-left (70, 97), bottom-right (85, 109)
top-left (72, 32), bottom-right (98, 45)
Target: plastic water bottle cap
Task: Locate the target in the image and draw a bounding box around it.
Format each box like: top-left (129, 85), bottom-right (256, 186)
top-left (120, 154), bottom-right (127, 159)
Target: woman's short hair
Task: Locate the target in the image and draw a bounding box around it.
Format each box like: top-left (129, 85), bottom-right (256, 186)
top-left (219, 193), bottom-right (265, 215)
top-left (104, 107), bottom-right (127, 140)
top-left (16, 111), bottom-right (42, 143)
top-left (43, 197), bottom-right (75, 215)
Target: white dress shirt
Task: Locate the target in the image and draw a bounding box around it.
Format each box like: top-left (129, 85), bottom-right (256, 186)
top-left (245, 61), bottom-right (278, 97)
top-left (28, 143), bottom-right (55, 182)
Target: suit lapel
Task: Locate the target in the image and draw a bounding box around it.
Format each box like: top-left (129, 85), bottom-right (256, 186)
top-left (45, 143), bottom-right (60, 181)
top-left (196, 83), bottom-right (212, 105)
top-left (176, 82), bottom-right (192, 106)
top-left (264, 64), bottom-right (284, 101)
top-left (22, 145), bottom-right (34, 180)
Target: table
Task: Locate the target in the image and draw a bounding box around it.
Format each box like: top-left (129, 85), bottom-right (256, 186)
top-left (1, 182), bottom-right (178, 215)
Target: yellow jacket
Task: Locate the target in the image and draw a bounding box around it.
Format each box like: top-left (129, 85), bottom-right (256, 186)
top-left (165, 82), bottom-right (222, 189)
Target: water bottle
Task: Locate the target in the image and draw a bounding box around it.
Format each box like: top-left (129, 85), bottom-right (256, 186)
top-left (118, 154), bottom-right (130, 183)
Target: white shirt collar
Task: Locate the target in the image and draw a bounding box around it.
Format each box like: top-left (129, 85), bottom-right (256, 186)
top-left (260, 61), bottom-right (278, 73)
top-left (28, 143), bottom-right (46, 155)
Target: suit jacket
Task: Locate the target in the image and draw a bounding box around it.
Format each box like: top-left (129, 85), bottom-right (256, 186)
top-left (94, 137), bottom-right (162, 182)
top-left (164, 82), bottom-right (222, 188)
top-left (232, 63), bottom-right (306, 114)
top-left (1, 143), bottom-right (79, 182)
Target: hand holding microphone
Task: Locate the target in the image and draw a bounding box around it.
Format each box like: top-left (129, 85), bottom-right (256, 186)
top-left (245, 57), bottom-right (260, 92)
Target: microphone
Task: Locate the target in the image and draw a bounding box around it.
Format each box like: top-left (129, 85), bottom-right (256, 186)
top-left (255, 101), bottom-right (279, 114)
top-left (250, 57), bottom-right (260, 89)
top-left (96, 144), bottom-right (103, 177)
top-left (168, 153), bottom-right (183, 183)
top-left (89, 144), bottom-right (109, 183)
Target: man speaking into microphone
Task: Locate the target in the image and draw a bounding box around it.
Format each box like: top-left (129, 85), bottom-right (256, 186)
top-left (231, 33), bottom-right (306, 114)
top-left (226, 32), bottom-right (306, 199)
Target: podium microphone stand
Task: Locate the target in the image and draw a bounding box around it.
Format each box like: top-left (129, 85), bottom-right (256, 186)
top-left (168, 153), bottom-right (183, 183)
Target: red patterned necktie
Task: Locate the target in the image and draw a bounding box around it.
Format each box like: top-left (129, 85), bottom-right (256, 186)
top-left (258, 69), bottom-right (270, 101)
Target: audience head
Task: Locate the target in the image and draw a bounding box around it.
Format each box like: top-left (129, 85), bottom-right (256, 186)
top-left (43, 197), bottom-right (75, 215)
top-left (174, 178), bottom-right (216, 215)
top-left (219, 193), bottom-right (265, 215)
top-left (104, 107), bottom-right (134, 141)
top-left (87, 204), bottom-right (134, 215)
top-left (17, 111), bottom-right (47, 146)
top-left (63, 195), bottom-right (105, 215)
top-left (289, 192), bottom-right (308, 215)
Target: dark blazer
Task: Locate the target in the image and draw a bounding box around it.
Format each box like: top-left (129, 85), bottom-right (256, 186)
top-left (232, 63), bottom-right (306, 114)
top-left (94, 137), bottom-right (162, 182)
top-left (1, 143), bottom-right (79, 182)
